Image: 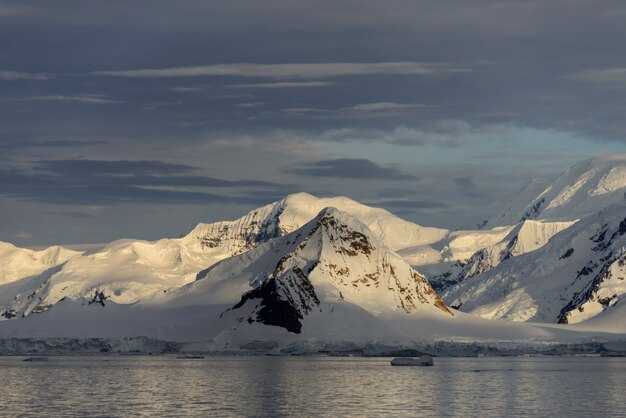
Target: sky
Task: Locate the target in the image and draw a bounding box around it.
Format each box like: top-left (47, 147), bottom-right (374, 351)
top-left (2, 0), bottom-right (626, 246)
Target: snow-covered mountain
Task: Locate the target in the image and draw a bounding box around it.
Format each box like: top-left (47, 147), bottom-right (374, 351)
top-left (444, 205), bottom-right (626, 326)
top-left (430, 220), bottom-right (575, 290)
top-left (184, 192), bottom-right (449, 255)
top-left (487, 154), bottom-right (626, 227)
top-left (152, 208), bottom-right (451, 335)
top-left (401, 219), bottom-right (573, 293)
top-left (0, 193), bottom-right (449, 319)
top-left (0, 242), bottom-right (81, 285)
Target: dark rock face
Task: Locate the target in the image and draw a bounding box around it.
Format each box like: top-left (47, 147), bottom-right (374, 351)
top-left (557, 220), bottom-right (625, 324)
top-left (88, 290), bottom-right (109, 307)
top-left (520, 198), bottom-right (545, 222)
top-left (226, 267), bottom-right (321, 334)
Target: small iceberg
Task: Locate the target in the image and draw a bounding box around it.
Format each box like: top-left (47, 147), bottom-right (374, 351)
top-left (22, 357), bottom-right (49, 362)
top-left (390, 355), bottom-right (433, 366)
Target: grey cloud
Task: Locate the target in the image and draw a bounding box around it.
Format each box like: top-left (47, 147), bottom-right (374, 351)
top-left (234, 101), bottom-right (267, 108)
top-left (343, 102), bottom-right (428, 112)
top-left (92, 62), bottom-right (468, 79)
top-left (293, 158), bottom-right (417, 180)
top-left (229, 81), bottom-right (336, 89)
top-left (567, 68), bottom-right (626, 86)
top-left (0, 158), bottom-right (289, 207)
top-left (0, 160), bottom-right (287, 206)
top-left (36, 159), bottom-right (196, 175)
top-left (454, 176), bottom-right (486, 198)
top-left (5, 0), bottom-right (626, 245)
top-left (0, 70), bottom-right (48, 80)
top-left (319, 126), bottom-right (465, 147)
top-left (0, 139), bottom-right (109, 150)
top-left (4, 94), bottom-right (120, 104)
top-left (51, 211), bottom-right (98, 219)
top-left (366, 199), bottom-right (446, 209)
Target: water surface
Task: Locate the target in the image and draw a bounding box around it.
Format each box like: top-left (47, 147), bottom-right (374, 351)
top-left (1, 356), bottom-right (624, 417)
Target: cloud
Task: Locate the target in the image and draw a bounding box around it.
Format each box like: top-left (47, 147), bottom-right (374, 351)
top-left (92, 61), bottom-right (468, 79)
top-left (567, 68), bottom-right (626, 86)
top-left (37, 159), bottom-right (196, 175)
top-left (0, 139), bottom-right (109, 151)
top-left (342, 102), bottom-right (428, 112)
top-left (52, 211), bottom-right (97, 219)
top-left (364, 199), bottom-right (446, 209)
top-left (234, 101), bottom-right (267, 108)
top-left (167, 86), bottom-right (207, 92)
top-left (281, 102), bottom-right (428, 119)
top-left (4, 94), bottom-right (120, 104)
top-left (14, 231), bottom-right (32, 239)
top-left (318, 125), bottom-right (466, 147)
top-left (228, 81), bottom-right (336, 89)
top-left (282, 107), bottom-right (333, 115)
top-left (292, 158), bottom-right (417, 180)
top-left (0, 71), bottom-right (48, 81)
top-left (0, 159), bottom-right (290, 206)
top-left (453, 176), bottom-right (486, 197)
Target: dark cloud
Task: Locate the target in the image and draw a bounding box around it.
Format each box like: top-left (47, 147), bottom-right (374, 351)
top-left (51, 211), bottom-right (97, 219)
top-left (293, 158), bottom-right (417, 180)
top-left (453, 176), bottom-right (486, 198)
top-left (0, 139), bottom-right (109, 151)
top-left (3, 0), bottom-right (626, 244)
top-left (0, 159), bottom-right (287, 205)
top-left (36, 159), bottom-right (196, 175)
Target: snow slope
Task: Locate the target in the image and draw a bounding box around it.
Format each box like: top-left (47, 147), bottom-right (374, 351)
top-left (402, 220), bottom-right (572, 293)
top-left (0, 242), bottom-right (81, 285)
top-left (487, 154), bottom-right (626, 227)
top-left (444, 205), bottom-right (626, 327)
top-left (450, 220), bottom-right (575, 285)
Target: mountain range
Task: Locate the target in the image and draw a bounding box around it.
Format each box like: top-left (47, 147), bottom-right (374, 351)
top-left (1, 154), bottom-right (625, 352)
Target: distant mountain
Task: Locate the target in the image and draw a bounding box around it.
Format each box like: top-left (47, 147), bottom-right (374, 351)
top-left (487, 154), bottom-right (626, 227)
top-left (444, 205), bottom-right (626, 327)
top-left (154, 208), bottom-right (451, 335)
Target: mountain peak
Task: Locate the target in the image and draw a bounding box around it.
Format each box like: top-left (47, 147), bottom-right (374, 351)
top-left (183, 208), bottom-right (452, 334)
top-left (488, 154), bottom-right (626, 227)
top-left (184, 192), bottom-right (448, 256)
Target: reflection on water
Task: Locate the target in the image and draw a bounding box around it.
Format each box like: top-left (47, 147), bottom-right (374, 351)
top-left (0, 356), bottom-right (624, 417)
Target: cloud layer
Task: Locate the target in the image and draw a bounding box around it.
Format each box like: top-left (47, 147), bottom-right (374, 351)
top-left (3, 0), bottom-right (626, 245)
top-left (92, 62), bottom-right (468, 79)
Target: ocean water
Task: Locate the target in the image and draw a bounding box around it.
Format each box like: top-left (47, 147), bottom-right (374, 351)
top-left (0, 356), bottom-right (624, 417)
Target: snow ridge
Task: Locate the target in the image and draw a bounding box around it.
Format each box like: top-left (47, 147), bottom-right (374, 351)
top-left (444, 205), bottom-right (626, 327)
top-left (487, 154), bottom-right (626, 227)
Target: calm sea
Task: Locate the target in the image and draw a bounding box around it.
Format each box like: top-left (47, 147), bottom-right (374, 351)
top-left (0, 356), bottom-right (624, 417)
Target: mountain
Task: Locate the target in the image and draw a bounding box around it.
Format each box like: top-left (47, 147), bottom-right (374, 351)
top-left (487, 154), bottom-right (626, 227)
top-left (0, 242), bottom-right (81, 285)
top-left (1, 194), bottom-right (625, 350)
top-left (153, 208), bottom-right (452, 335)
top-left (184, 192), bottom-right (448, 255)
top-left (0, 193), bottom-right (448, 319)
top-left (444, 205), bottom-right (626, 328)
top-left (429, 219), bottom-right (575, 291)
